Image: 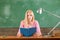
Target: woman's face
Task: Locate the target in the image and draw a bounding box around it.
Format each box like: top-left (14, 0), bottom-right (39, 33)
top-left (27, 12), bottom-right (33, 21)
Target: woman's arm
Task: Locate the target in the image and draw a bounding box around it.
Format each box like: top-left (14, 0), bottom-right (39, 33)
top-left (17, 28), bottom-right (22, 37)
top-left (17, 21), bottom-right (24, 37)
top-left (33, 20), bottom-right (42, 37)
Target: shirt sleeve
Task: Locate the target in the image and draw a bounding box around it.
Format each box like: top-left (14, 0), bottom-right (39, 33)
top-left (17, 21), bottom-right (24, 36)
top-left (35, 21), bottom-right (42, 36)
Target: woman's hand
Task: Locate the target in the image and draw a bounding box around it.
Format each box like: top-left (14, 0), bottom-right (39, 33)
top-left (32, 33), bottom-right (42, 38)
top-left (17, 33), bottom-right (23, 38)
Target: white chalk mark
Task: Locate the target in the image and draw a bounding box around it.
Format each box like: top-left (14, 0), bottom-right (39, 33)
top-left (48, 22), bottom-right (60, 35)
top-left (37, 8), bottom-right (60, 19)
top-left (4, 5), bottom-right (10, 19)
top-left (37, 8), bottom-right (43, 14)
top-left (43, 9), bottom-right (60, 19)
top-left (37, 8), bottom-right (60, 35)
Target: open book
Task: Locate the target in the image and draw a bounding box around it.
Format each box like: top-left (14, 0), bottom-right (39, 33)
top-left (20, 27), bottom-right (36, 37)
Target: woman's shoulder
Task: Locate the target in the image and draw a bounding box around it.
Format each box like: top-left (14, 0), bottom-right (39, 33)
top-left (34, 20), bottom-right (39, 24)
top-left (34, 20), bottom-right (38, 23)
top-left (20, 20), bottom-right (25, 24)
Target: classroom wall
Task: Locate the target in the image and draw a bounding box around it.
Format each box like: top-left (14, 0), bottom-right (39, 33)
top-left (0, 0), bottom-right (60, 28)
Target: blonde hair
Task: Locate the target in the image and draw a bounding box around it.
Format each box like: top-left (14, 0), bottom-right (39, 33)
top-left (24, 10), bottom-right (35, 25)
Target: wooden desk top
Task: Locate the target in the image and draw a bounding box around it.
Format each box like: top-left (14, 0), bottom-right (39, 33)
top-left (0, 36), bottom-right (60, 40)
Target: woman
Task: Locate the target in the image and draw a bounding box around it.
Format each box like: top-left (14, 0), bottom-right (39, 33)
top-left (17, 10), bottom-right (42, 37)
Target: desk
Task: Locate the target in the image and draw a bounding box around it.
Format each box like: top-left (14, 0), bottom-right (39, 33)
top-left (0, 36), bottom-right (60, 40)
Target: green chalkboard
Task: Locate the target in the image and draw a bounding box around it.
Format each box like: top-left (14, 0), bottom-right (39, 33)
top-left (0, 0), bottom-right (60, 28)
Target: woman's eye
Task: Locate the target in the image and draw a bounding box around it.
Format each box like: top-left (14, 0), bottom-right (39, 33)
top-left (30, 15), bottom-right (32, 16)
top-left (27, 15), bottom-right (29, 16)
top-left (27, 15), bottom-right (32, 16)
